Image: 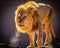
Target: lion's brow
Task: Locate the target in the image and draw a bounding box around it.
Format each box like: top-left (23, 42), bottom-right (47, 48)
top-left (20, 11), bottom-right (24, 16)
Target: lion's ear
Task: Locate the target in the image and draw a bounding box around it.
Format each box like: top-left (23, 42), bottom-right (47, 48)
top-left (27, 7), bottom-right (35, 16)
top-left (27, 7), bottom-right (33, 13)
top-left (32, 11), bottom-right (38, 26)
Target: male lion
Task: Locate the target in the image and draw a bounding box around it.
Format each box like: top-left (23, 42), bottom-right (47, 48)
top-left (14, 1), bottom-right (56, 48)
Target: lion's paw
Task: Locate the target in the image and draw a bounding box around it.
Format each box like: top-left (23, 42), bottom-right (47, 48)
top-left (27, 45), bottom-right (35, 48)
top-left (44, 42), bottom-right (52, 46)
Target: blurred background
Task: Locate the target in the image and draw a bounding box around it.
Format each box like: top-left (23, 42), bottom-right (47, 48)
top-left (0, 0), bottom-right (60, 48)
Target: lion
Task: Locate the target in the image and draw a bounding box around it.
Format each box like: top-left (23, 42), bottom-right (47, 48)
top-left (14, 1), bottom-right (56, 48)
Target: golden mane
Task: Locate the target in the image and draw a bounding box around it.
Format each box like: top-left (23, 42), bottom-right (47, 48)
top-left (15, 1), bottom-right (39, 31)
top-left (15, 1), bottom-right (38, 14)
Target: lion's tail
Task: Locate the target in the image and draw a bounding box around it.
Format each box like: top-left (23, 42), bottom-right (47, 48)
top-left (51, 25), bottom-right (56, 38)
top-left (48, 6), bottom-right (56, 38)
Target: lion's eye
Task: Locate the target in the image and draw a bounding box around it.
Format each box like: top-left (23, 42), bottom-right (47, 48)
top-left (18, 16), bottom-right (21, 19)
top-left (23, 13), bottom-right (28, 17)
top-left (18, 13), bottom-right (20, 17)
top-left (18, 11), bottom-right (24, 18)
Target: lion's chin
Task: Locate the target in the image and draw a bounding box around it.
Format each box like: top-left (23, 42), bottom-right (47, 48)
top-left (16, 25), bottom-right (31, 33)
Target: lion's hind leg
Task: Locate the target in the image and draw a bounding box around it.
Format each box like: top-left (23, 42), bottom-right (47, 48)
top-left (44, 24), bottom-right (52, 45)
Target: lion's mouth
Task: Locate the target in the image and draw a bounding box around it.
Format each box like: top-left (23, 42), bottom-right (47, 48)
top-left (19, 24), bottom-right (24, 26)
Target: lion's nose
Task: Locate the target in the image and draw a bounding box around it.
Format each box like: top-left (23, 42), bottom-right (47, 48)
top-left (18, 17), bottom-right (22, 23)
top-left (19, 20), bottom-right (22, 23)
top-left (18, 16), bottom-right (26, 23)
top-left (19, 18), bottom-right (23, 23)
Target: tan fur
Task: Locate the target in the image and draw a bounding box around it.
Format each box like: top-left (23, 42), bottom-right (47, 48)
top-left (14, 1), bottom-right (56, 48)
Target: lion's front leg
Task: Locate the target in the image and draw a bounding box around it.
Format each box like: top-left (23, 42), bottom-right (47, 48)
top-left (27, 32), bottom-right (35, 48)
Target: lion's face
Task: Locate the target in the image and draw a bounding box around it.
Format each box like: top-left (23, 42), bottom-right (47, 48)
top-left (15, 7), bottom-right (36, 33)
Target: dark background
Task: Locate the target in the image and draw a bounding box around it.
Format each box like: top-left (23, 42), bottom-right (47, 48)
top-left (0, 0), bottom-right (60, 48)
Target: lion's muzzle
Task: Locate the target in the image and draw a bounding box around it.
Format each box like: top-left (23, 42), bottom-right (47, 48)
top-left (18, 16), bottom-right (26, 23)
